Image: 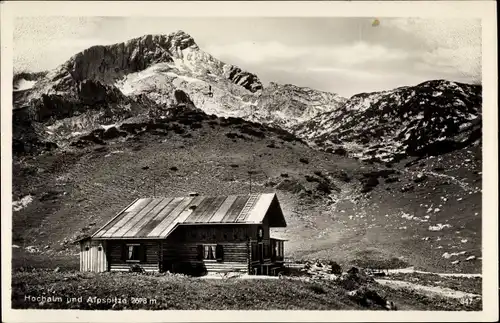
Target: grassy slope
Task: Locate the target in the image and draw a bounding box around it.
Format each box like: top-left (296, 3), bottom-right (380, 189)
top-left (11, 112), bottom-right (482, 274)
top-left (11, 271), bottom-right (481, 311)
top-left (295, 145), bottom-right (482, 274)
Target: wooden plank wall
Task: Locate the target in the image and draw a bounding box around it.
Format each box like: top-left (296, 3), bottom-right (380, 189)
top-left (159, 224), bottom-right (272, 274)
top-left (162, 242), bottom-right (249, 273)
top-left (173, 224), bottom-right (253, 243)
top-left (106, 240), bottom-right (160, 272)
top-left (170, 224), bottom-right (271, 243)
top-left (109, 264), bottom-right (159, 272)
top-left (79, 240), bottom-right (107, 272)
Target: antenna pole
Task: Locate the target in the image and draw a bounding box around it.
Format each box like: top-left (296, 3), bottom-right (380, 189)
top-left (153, 171), bottom-right (156, 198)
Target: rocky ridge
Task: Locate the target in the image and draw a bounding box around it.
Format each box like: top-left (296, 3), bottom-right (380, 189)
top-left (295, 80), bottom-right (482, 162)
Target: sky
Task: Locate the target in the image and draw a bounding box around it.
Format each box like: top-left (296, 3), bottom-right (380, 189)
top-left (13, 17), bottom-right (481, 97)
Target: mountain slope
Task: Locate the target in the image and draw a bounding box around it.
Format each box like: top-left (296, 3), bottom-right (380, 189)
top-left (12, 94), bottom-right (482, 274)
top-left (295, 80), bottom-right (482, 162)
top-left (11, 31), bottom-right (482, 275)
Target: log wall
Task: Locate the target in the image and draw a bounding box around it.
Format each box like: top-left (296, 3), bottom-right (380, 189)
top-left (106, 240), bottom-right (160, 272)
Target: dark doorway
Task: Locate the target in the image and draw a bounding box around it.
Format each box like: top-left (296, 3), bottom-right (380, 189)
top-left (258, 243), bottom-right (264, 263)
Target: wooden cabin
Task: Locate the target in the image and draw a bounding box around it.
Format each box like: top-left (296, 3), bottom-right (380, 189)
top-left (77, 193), bottom-right (287, 275)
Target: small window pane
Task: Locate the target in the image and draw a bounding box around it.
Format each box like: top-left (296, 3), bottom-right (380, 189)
top-left (127, 245), bottom-right (141, 261)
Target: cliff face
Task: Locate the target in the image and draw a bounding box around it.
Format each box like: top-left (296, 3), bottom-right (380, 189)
top-left (62, 32), bottom-right (193, 85)
top-left (35, 30), bottom-right (262, 95)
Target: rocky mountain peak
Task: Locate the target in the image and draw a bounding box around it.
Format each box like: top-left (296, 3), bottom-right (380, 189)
top-left (166, 30), bottom-right (198, 50)
top-left (32, 30), bottom-right (200, 93)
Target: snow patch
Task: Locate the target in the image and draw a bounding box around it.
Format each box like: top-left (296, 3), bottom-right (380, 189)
top-left (13, 195), bottom-right (33, 212)
top-left (429, 223), bottom-right (451, 231)
top-left (101, 124), bottom-right (117, 131)
top-left (14, 79), bottom-right (37, 91)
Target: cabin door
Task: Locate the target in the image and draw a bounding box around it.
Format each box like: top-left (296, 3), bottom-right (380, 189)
top-left (162, 259), bottom-right (174, 273)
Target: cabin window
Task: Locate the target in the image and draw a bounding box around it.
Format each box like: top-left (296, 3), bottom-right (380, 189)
top-left (199, 244), bottom-right (224, 262)
top-left (124, 243), bottom-right (145, 263)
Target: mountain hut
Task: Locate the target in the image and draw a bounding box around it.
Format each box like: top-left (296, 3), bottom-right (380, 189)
top-left (76, 193), bottom-right (287, 276)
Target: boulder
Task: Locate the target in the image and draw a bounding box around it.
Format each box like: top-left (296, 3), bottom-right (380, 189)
top-left (348, 286), bottom-right (395, 310)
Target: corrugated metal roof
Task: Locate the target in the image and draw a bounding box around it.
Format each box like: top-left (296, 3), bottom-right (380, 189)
top-left (92, 193), bottom-right (286, 239)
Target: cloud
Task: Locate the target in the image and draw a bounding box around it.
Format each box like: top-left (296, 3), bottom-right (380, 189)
top-left (13, 37), bottom-right (114, 72)
top-left (385, 18), bottom-right (481, 49)
top-left (419, 46), bottom-right (481, 82)
top-left (13, 17), bottom-right (482, 95)
top-left (385, 18), bottom-right (481, 82)
top-left (206, 40), bottom-right (409, 69)
top-left (206, 18), bottom-right (481, 92)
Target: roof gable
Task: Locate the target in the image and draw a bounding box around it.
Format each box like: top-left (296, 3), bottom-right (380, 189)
top-left (263, 195), bottom-right (287, 228)
top-left (91, 193), bottom-right (286, 239)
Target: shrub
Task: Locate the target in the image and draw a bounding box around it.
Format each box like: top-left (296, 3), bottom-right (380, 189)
top-left (172, 124), bottom-right (185, 134)
top-left (225, 132), bottom-right (247, 140)
top-left (299, 158), bottom-right (309, 164)
top-left (316, 181), bottom-right (332, 195)
top-left (190, 123), bottom-right (202, 129)
top-left (333, 147), bottom-right (348, 156)
top-left (239, 125), bottom-right (265, 138)
top-left (308, 283), bottom-right (327, 294)
top-left (102, 126), bottom-right (127, 140)
top-left (94, 146), bottom-right (108, 153)
top-left (400, 184), bottom-right (414, 192)
top-left (305, 175), bottom-right (319, 183)
top-left (329, 261), bottom-right (342, 275)
top-left (170, 166), bottom-right (178, 171)
top-left (361, 177), bottom-right (379, 193)
top-left (264, 180), bottom-right (277, 188)
top-left (333, 170), bottom-right (351, 183)
top-left (384, 177), bottom-right (400, 183)
top-left (275, 179), bottom-right (306, 194)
